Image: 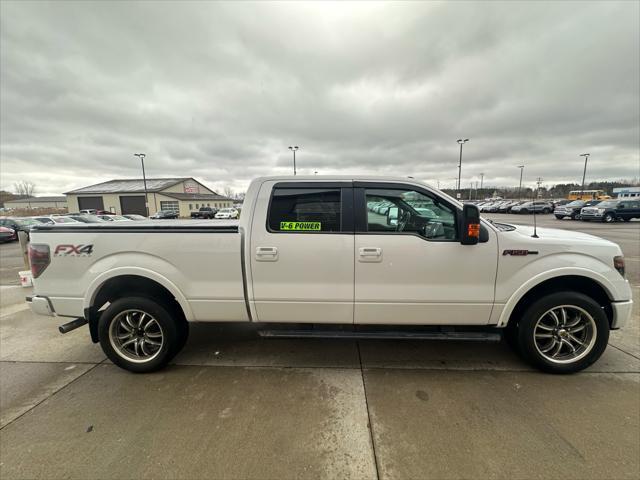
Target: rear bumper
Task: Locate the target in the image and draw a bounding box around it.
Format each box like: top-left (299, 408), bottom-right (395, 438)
top-left (26, 295), bottom-right (55, 317)
top-left (611, 300), bottom-right (633, 329)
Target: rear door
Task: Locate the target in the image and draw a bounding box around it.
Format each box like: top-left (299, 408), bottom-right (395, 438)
top-left (353, 182), bottom-right (498, 325)
top-left (249, 181), bottom-right (354, 323)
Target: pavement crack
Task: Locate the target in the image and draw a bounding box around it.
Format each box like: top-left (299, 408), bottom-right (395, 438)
top-left (0, 360), bottom-right (104, 432)
top-left (608, 343), bottom-right (640, 361)
top-left (357, 342), bottom-right (382, 480)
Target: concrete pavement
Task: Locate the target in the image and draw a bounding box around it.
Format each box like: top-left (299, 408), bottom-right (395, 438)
top-left (1, 216), bottom-right (638, 479)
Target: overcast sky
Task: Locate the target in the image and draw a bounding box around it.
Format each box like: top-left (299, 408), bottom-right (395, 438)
top-left (1, 1), bottom-right (639, 196)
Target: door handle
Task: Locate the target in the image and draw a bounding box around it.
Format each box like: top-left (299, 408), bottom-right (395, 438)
top-left (359, 247), bottom-right (382, 258)
top-left (256, 246), bottom-right (278, 261)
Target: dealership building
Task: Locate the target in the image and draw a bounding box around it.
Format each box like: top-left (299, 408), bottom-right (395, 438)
top-left (65, 177), bottom-right (233, 217)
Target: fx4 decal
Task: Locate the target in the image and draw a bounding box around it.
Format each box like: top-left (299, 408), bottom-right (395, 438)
top-left (502, 249), bottom-right (538, 256)
top-left (54, 244), bottom-right (94, 256)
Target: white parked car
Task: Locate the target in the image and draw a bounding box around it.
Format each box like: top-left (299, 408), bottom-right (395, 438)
top-left (26, 176), bottom-right (632, 374)
top-left (214, 208), bottom-right (239, 219)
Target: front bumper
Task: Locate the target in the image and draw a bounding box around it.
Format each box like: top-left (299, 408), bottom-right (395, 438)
top-left (26, 295), bottom-right (55, 316)
top-left (611, 300), bottom-right (633, 329)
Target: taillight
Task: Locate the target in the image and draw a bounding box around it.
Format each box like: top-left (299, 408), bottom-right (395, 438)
top-left (29, 244), bottom-right (50, 278)
top-left (614, 256), bottom-right (625, 277)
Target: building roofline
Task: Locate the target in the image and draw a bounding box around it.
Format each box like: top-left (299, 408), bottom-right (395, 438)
top-left (64, 177), bottom-right (195, 194)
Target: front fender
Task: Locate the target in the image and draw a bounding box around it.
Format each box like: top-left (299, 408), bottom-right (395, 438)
top-left (496, 266), bottom-right (620, 327)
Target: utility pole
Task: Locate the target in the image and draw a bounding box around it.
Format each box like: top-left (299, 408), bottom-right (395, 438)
top-left (479, 173), bottom-right (484, 190)
top-left (456, 138), bottom-right (469, 197)
top-left (517, 165), bottom-right (525, 200)
top-left (134, 153), bottom-right (149, 216)
top-left (579, 153), bottom-right (590, 197)
top-left (288, 146), bottom-right (299, 175)
top-left (536, 177), bottom-right (543, 198)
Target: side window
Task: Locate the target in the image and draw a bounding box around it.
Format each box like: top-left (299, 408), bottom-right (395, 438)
top-left (268, 188), bottom-right (342, 232)
top-left (365, 188), bottom-right (458, 240)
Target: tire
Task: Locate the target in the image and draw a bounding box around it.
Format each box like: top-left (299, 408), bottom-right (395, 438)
top-left (603, 213), bottom-right (615, 223)
top-left (570, 212), bottom-right (579, 220)
top-left (623, 218), bottom-right (631, 222)
top-left (542, 208), bottom-right (550, 214)
top-left (98, 296), bottom-right (183, 373)
top-left (516, 292), bottom-right (609, 374)
top-left (555, 215), bottom-right (564, 220)
top-left (521, 209), bottom-right (528, 214)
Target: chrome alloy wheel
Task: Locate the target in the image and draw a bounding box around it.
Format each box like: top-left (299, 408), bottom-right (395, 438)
top-left (108, 309), bottom-right (164, 363)
top-left (533, 305), bottom-right (597, 364)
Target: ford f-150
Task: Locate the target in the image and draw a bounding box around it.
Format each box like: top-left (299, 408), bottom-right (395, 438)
top-left (26, 176), bottom-right (632, 374)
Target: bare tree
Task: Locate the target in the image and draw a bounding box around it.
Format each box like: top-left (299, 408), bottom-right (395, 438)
top-left (223, 186), bottom-right (234, 199)
top-left (14, 180), bottom-right (36, 198)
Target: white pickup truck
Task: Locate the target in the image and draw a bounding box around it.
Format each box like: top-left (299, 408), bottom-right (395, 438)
top-left (27, 176), bottom-right (632, 374)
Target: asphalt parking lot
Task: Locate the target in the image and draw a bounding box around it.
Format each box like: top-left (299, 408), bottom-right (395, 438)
top-left (1, 215), bottom-right (638, 479)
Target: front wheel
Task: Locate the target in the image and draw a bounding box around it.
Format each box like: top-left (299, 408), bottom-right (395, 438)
top-left (603, 213), bottom-right (615, 223)
top-left (542, 208), bottom-right (550, 214)
top-left (555, 215), bottom-right (564, 220)
top-left (99, 296), bottom-right (184, 373)
top-left (520, 209), bottom-right (528, 214)
top-left (516, 292), bottom-right (609, 374)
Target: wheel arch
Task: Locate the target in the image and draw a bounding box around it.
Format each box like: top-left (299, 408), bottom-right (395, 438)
top-left (84, 268), bottom-right (192, 343)
top-left (500, 274), bottom-right (614, 329)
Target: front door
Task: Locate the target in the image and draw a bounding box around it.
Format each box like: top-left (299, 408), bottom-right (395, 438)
top-left (353, 183), bottom-right (498, 325)
top-left (250, 181), bottom-right (354, 323)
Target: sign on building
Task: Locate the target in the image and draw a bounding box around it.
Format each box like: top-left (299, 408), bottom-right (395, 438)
top-left (184, 181), bottom-right (199, 194)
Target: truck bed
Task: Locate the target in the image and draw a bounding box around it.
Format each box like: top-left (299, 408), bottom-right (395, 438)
top-left (29, 219), bottom-right (247, 322)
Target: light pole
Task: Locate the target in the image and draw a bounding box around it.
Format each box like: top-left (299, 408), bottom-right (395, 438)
top-left (579, 153), bottom-right (590, 198)
top-left (288, 146), bottom-right (299, 175)
top-left (456, 139), bottom-right (469, 197)
top-left (517, 165), bottom-right (525, 200)
top-left (479, 173), bottom-right (484, 191)
top-left (134, 153), bottom-right (149, 216)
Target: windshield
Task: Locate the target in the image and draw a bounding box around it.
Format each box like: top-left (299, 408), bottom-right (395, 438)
top-left (15, 218), bottom-right (43, 226)
top-left (567, 200), bottom-right (585, 207)
top-left (596, 200), bottom-right (619, 208)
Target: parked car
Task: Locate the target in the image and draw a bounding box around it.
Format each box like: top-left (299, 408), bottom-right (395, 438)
top-left (0, 217), bottom-right (44, 233)
top-left (150, 210), bottom-right (179, 219)
top-left (67, 214), bottom-right (109, 223)
top-left (27, 175), bottom-right (631, 375)
top-left (214, 208), bottom-right (239, 219)
top-left (80, 209), bottom-right (115, 215)
top-left (580, 199), bottom-right (640, 223)
top-left (32, 216), bottom-right (82, 225)
top-left (123, 214), bottom-right (148, 221)
top-left (191, 207), bottom-right (218, 219)
top-left (554, 200), bottom-right (600, 220)
top-left (96, 215), bottom-right (132, 222)
top-left (497, 201), bottom-right (519, 213)
top-left (511, 201), bottom-right (553, 214)
top-left (0, 226), bottom-right (17, 243)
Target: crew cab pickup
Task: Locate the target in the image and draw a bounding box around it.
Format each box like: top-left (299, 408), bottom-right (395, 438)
top-left (27, 176), bottom-right (632, 374)
top-left (190, 206), bottom-right (217, 219)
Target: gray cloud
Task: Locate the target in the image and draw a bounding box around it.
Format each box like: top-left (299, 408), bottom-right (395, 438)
top-left (1, 0), bottom-right (638, 196)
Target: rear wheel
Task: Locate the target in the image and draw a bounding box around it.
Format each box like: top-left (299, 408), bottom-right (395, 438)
top-left (521, 208), bottom-right (528, 214)
top-left (99, 296), bottom-right (185, 373)
top-left (516, 292), bottom-right (609, 374)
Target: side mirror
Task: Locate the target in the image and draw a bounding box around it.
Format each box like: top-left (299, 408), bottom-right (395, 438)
top-left (461, 204), bottom-right (480, 245)
top-left (387, 207), bottom-right (399, 226)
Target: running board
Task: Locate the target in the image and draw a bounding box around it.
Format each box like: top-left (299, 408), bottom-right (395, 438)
top-left (258, 329), bottom-right (501, 342)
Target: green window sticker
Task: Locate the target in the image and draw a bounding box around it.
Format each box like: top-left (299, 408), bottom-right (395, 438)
top-left (280, 221), bottom-right (321, 231)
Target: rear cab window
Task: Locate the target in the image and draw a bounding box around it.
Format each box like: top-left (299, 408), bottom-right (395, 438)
top-left (267, 183), bottom-right (353, 233)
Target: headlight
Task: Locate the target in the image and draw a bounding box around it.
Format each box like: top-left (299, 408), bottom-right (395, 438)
top-left (614, 256), bottom-right (625, 277)
top-left (597, 208), bottom-right (605, 214)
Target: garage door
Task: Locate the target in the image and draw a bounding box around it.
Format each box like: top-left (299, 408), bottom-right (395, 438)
top-left (119, 196), bottom-right (147, 216)
top-left (78, 196), bottom-right (104, 211)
